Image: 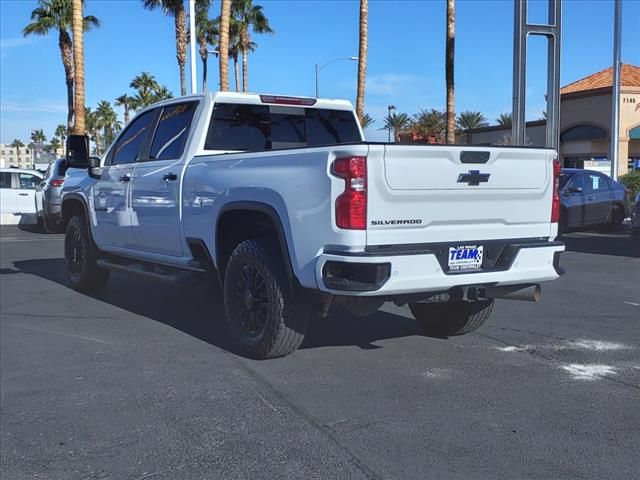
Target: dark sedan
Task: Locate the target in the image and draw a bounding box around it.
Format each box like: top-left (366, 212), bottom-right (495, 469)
top-left (631, 193), bottom-right (640, 239)
top-left (559, 168), bottom-right (628, 233)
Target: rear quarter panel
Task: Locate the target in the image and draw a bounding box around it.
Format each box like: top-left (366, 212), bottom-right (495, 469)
top-left (182, 145), bottom-right (369, 288)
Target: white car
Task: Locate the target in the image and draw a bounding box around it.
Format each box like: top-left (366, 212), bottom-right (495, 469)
top-left (60, 92), bottom-right (565, 359)
top-left (0, 168), bottom-right (44, 223)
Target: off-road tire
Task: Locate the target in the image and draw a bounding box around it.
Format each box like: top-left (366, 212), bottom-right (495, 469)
top-left (64, 215), bottom-right (110, 292)
top-left (223, 239), bottom-right (310, 359)
top-left (409, 299), bottom-right (495, 337)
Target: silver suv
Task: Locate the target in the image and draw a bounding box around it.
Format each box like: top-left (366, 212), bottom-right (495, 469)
top-left (35, 158), bottom-right (66, 232)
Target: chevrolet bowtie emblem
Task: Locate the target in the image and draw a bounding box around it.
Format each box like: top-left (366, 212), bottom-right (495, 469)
top-left (457, 170), bottom-right (490, 186)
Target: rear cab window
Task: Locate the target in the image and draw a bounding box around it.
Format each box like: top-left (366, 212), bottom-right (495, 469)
top-left (0, 172), bottom-right (12, 189)
top-left (205, 102), bottom-right (362, 152)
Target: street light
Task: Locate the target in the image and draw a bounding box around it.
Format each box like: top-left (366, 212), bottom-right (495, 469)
top-left (315, 56), bottom-right (358, 98)
top-left (387, 105), bottom-right (396, 142)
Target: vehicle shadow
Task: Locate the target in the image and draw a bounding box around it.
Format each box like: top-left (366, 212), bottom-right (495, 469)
top-left (561, 229), bottom-right (639, 258)
top-left (9, 258), bottom-right (425, 355)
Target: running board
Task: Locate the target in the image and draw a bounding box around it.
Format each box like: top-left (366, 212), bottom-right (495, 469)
top-left (96, 259), bottom-right (182, 283)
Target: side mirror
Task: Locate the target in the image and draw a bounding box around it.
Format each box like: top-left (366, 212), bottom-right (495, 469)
top-left (66, 134), bottom-right (90, 168)
top-left (568, 186), bottom-right (582, 194)
top-left (89, 156), bottom-right (101, 168)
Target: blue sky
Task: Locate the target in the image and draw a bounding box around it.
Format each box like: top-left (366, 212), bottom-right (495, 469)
top-left (1, 0), bottom-right (639, 143)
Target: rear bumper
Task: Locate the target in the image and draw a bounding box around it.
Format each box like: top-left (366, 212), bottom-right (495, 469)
top-left (316, 241), bottom-right (565, 296)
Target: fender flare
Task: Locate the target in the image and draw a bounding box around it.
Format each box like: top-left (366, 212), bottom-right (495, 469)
top-left (215, 201), bottom-right (298, 286)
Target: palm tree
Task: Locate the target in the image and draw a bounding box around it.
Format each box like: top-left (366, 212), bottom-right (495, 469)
top-left (143, 0), bottom-right (188, 96)
top-left (49, 138), bottom-right (62, 153)
top-left (356, 0), bottom-right (368, 123)
top-left (194, 0), bottom-right (219, 93)
top-left (10, 139), bottom-right (25, 149)
top-left (496, 113), bottom-right (512, 128)
top-left (229, 21), bottom-right (255, 93)
top-left (360, 113), bottom-right (375, 129)
top-left (71, 0), bottom-right (86, 134)
top-left (24, 0), bottom-right (100, 130)
top-left (55, 124), bottom-right (67, 149)
top-left (152, 86), bottom-right (174, 102)
top-left (456, 111), bottom-right (488, 131)
top-left (96, 100), bottom-right (120, 151)
top-left (115, 94), bottom-right (134, 124)
top-left (231, 0), bottom-right (273, 93)
top-left (85, 107), bottom-right (99, 154)
top-left (219, 0), bottom-right (231, 91)
top-left (31, 129), bottom-right (47, 145)
top-left (383, 112), bottom-right (411, 142)
top-left (412, 109), bottom-right (445, 143)
top-left (445, 0), bottom-right (455, 144)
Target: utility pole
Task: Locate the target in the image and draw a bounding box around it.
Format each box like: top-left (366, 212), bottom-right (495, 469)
top-left (609, 0), bottom-right (622, 180)
top-left (189, 0), bottom-right (197, 94)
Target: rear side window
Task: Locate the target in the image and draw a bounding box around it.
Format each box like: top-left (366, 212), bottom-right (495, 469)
top-left (111, 110), bottom-right (156, 165)
top-left (306, 109), bottom-right (361, 146)
top-left (149, 102), bottom-right (197, 161)
top-left (0, 172), bottom-right (11, 189)
top-left (205, 103), bottom-right (361, 152)
top-left (205, 103), bottom-right (270, 151)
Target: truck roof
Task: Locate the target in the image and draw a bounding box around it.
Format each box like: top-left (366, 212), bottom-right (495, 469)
top-left (210, 91), bottom-right (355, 111)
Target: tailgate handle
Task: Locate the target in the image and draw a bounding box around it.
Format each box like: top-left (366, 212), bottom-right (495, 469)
top-left (460, 151), bottom-right (490, 164)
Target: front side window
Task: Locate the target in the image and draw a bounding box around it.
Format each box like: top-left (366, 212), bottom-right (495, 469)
top-left (111, 110), bottom-right (156, 165)
top-left (0, 172), bottom-right (11, 189)
top-left (19, 173), bottom-right (40, 190)
top-left (149, 102), bottom-right (197, 161)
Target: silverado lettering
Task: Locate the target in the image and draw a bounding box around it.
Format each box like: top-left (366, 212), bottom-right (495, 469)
top-left (371, 219), bottom-right (423, 225)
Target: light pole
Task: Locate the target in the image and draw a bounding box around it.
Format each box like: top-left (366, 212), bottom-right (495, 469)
top-left (387, 105), bottom-right (396, 142)
top-left (189, 0), bottom-right (197, 94)
top-left (315, 56), bottom-right (358, 98)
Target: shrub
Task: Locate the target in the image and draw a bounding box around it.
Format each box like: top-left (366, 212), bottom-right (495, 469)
top-left (619, 170), bottom-right (640, 200)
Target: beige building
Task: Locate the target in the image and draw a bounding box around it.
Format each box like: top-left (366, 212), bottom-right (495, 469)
top-left (467, 64), bottom-right (640, 176)
top-left (0, 144), bottom-right (34, 169)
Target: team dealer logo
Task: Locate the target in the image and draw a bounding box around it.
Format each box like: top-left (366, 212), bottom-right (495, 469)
top-left (371, 219), bottom-right (423, 226)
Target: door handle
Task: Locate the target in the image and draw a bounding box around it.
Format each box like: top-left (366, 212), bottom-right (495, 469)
top-left (163, 173), bottom-right (178, 181)
top-left (119, 175), bottom-right (131, 183)
top-left (587, 195), bottom-right (596, 201)
top-left (609, 194), bottom-right (615, 198)
top-left (18, 193), bottom-right (29, 196)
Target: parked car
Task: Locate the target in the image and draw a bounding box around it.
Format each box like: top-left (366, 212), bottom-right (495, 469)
top-left (35, 158), bottom-right (66, 232)
top-left (631, 192), bottom-right (640, 239)
top-left (0, 168), bottom-right (44, 222)
top-left (558, 168), bottom-right (628, 233)
top-left (60, 92), bottom-right (564, 359)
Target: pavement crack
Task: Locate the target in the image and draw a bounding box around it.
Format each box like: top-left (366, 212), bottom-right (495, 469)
top-left (6, 324), bottom-right (113, 346)
top-left (228, 355), bottom-right (384, 480)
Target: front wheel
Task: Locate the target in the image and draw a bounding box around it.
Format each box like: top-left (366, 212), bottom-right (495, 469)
top-left (409, 300), bottom-right (494, 337)
top-left (64, 215), bottom-right (110, 292)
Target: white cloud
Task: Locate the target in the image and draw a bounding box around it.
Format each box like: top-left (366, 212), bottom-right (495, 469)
top-left (366, 73), bottom-right (425, 96)
top-left (0, 37), bottom-right (36, 58)
top-left (1, 101), bottom-right (67, 114)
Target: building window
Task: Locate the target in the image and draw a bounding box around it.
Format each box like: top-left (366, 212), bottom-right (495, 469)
top-left (560, 125), bottom-right (607, 142)
top-left (629, 125), bottom-right (640, 140)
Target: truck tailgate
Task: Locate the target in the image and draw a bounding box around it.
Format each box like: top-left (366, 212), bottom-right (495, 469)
top-left (366, 145), bottom-right (556, 246)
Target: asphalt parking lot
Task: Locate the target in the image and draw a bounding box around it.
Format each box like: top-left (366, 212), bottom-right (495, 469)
top-left (1, 226), bottom-right (639, 480)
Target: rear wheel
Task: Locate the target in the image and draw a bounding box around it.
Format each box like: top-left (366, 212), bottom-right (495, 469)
top-left (608, 204), bottom-right (625, 229)
top-left (223, 239), bottom-right (310, 359)
top-left (409, 300), bottom-right (494, 337)
top-left (64, 215), bottom-right (110, 292)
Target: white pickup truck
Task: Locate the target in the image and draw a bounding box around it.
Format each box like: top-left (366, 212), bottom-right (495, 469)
top-left (61, 92), bottom-right (564, 358)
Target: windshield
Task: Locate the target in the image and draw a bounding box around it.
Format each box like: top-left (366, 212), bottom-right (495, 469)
top-left (559, 173), bottom-right (570, 190)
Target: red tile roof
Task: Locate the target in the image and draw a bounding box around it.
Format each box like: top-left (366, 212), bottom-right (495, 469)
top-left (560, 64), bottom-right (640, 95)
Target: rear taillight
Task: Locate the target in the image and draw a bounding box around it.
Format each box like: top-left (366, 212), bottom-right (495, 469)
top-left (50, 179), bottom-right (64, 187)
top-left (332, 156), bottom-right (367, 230)
top-left (551, 159), bottom-right (561, 223)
